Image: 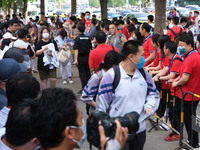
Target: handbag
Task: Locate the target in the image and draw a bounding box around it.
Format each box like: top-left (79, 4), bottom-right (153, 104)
top-left (57, 48), bottom-right (72, 66)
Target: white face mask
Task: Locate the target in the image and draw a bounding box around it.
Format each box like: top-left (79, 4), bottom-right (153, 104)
top-left (69, 119), bottom-right (87, 148)
top-left (42, 33), bottom-right (49, 39)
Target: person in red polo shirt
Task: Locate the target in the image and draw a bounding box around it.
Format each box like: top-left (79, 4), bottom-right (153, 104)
top-left (154, 41), bottom-right (182, 141)
top-left (85, 11), bottom-right (91, 33)
top-left (167, 16), bottom-right (185, 41)
top-left (89, 31), bottom-right (119, 72)
top-left (172, 33), bottom-right (200, 148)
top-left (140, 23), bottom-right (156, 67)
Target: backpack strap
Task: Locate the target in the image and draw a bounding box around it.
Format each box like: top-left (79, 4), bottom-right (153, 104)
top-left (179, 27), bottom-right (182, 34)
top-left (169, 28), bottom-right (177, 36)
top-left (138, 68), bottom-right (149, 95)
top-left (112, 65), bottom-right (121, 93)
top-left (107, 65), bottom-right (121, 114)
top-left (171, 57), bottom-right (183, 64)
top-left (111, 45), bottom-right (115, 51)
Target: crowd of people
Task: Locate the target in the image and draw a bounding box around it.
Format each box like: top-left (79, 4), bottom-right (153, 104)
top-left (0, 8), bottom-right (200, 150)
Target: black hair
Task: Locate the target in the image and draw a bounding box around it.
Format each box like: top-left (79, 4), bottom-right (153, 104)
top-left (167, 17), bottom-right (171, 21)
top-left (95, 31), bottom-right (106, 44)
top-left (158, 35), bottom-right (171, 59)
top-left (77, 22), bottom-right (85, 33)
top-left (58, 29), bottom-right (67, 39)
top-left (141, 23), bottom-right (151, 33)
top-left (165, 41), bottom-right (177, 54)
top-left (194, 11), bottom-right (199, 15)
top-left (8, 19), bottom-right (18, 26)
top-left (148, 15), bottom-right (154, 22)
top-left (131, 18), bottom-right (138, 24)
top-left (152, 34), bottom-right (160, 46)
top-left (70, 16), bottom-right (76, 22)
top-left (134, 29), bottom-right (143, 43)
top-left (33, 88), bottom-right (77, 148)
top-left (185, 21), bottom-right (192, 28)
top-left (92, 14), bottom-right (96, 18)
top-left (5, 99), bottom-right (38, 146)
top-left (17, 28), bottom-right (28, 38)
top-left (179, 32), bottom-right (194, 48)
top-left (127, 24), bottom-right (136, 33)
top-left (1, 39), bottom-right (11, 50)
top-left (85, 11), bottom-right (90, 15)
top-left (81, 12), bottom-right (85, 16)
top-left (35, 16), bottom-right (39, 22)
top-left (126, 19), bottom-right (130, 25)
top-left (91, 18), bottom-right (97, 25)
top-left (99, 51), bottom-right (121, 70)
top-left (6, 73), bottom-right (40, 107)
top-left (19, 13), bottom-right (22, 17)
top-left (172, 16), bottom-right (179, 25)
top-left (180, 17), bottom-right (187, 23)
top-left (118, 20), bottom-right (124, 25)
top-left (121, 40), bottom-right (142, 60)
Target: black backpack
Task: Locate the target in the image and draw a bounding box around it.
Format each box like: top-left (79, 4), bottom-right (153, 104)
top-left (171, 57), bottom-right (183, 77)
top-left (107, 66), bottom-right (149, 113)
top-left (169, 27), bottom-right (182, 41)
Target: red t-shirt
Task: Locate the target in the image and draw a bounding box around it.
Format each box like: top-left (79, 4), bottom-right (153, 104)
top-left (161, 56), bottom-right (170, 89)
top-left (192, 16), bottom-right (197, 25)
top-left (89, 44), bottom-right (119, 72)
top-left (167, 26), bottom-right (185, 41)
top-left (169, 55), bottom-right (182, 97)
top-left (178, 51), bottom-right (200, 101)
top-left (122, 26), bottom-right (130, 40)
top-left (85, 20), bottom-right (91, 33)
top-left (143, 36), bottom-right (156, 67)
top-left (153, 50), bottom-right (161, 67)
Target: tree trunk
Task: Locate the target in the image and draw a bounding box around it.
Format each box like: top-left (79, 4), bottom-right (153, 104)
top-left (154, 0), bottom-right (166, 34)
top-left (8, 3), bottom-right (11, 16)
top-left (23, 0), bottom-right (28, 22)
top-left (100, 0), bottom-right (108, 20)
top-left (58, 0), bottom-right (61, 10)
top-left (71, 0), bottom-right (76, 16)
top-left (4, 6), bottom-right (7, 15)
top-left (13, 1), bottom-right (17, 15)
top-left (40, 0), bottom-right (45, 14)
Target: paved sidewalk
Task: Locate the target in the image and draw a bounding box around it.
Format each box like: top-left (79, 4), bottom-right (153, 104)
top-left (33, 66), bottom-right (200, 150)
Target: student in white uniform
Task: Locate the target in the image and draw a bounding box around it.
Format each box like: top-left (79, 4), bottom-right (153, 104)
top-left (96, 40), bottom-right (160, 150)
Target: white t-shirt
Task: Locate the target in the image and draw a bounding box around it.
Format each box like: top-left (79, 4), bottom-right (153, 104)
top-left (0, 107), bottom-right (10, 128)
top-left (0, 128), bottom-right (11, 150)
top-left (0, 46), bottom-right (9, 60)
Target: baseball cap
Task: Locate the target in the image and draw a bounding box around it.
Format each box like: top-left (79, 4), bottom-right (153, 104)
top-left (3, 47), bottom-right (24, 63)
top-left (0, 58), bottom-right (27, 82)
top-left (3, 32), bottom-right (17, 40)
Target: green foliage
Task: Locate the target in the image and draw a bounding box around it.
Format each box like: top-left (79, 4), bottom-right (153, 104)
top-left (89, 0), bottom-right (100, 7)
top-left (108, 0), bottom-right (126, 7)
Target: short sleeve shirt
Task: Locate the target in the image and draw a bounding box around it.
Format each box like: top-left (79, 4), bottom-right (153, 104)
top-left (169, 55), bottom-right (182, 97)
top-left (167, 26), bottom-right (185, 41)
top-left (161, 56), bottom-right (170, 89)
top-left (35, 39), bottom-right (59, 71)
top-left (153, 50), bottom-right (161, 67)
top-left (143, 35), bottom-right (156, 67)
top-left (109, 33), bottom-right (126, 54)
top-left (179, 51), bottom-right (200, 101)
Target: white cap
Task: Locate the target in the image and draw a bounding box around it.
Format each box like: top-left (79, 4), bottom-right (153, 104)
top-left (3, 32), bottom-right (17, 40)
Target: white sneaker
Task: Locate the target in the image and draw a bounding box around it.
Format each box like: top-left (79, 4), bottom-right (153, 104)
top-left (68, 78), bottom-right (73, 84)
top-left (63, 80), bottom-right (67, 85)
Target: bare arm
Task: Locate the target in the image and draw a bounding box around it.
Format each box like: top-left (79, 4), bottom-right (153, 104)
top-left (172, 74), bottom-right (190, 88)
top-left (74, 49), bottom-right (78, 65)
top-left (145, 51), bottom-right (155, 63)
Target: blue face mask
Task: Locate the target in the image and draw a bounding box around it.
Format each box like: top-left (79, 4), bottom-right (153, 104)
top-left (132, 36), bottom-right (135, 40)
top-left (177, 46), bottom-right (186, 55)
top-left (32, 22), bottom-right (36, 25)
top-left (132, 56), bottom-right (145, 69)
top-left (198, 24), bottom-right (200, 27)
top-left (85, 16), bottom-right (90, 19)
top-left (70, 119), bottom-right (87, 148)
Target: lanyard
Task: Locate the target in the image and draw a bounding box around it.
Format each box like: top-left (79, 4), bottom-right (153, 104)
top-left (143, 34), bottom-right (151, 45)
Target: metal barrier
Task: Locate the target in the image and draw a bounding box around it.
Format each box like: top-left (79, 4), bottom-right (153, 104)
top-left (175, 87), bottom-right (200, 150)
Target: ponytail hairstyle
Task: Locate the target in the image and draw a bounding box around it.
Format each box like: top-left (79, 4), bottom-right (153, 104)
top-left (98, 51), bottom-right (121, 71)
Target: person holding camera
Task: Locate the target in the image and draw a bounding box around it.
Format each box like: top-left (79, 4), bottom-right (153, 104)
top-left (32, 87), bottom-right (128, 150)
top-left (96, 40), bottom-right (160, 150)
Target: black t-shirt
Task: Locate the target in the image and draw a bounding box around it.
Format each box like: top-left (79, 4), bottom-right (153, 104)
top-left (73, 34), bottom-right (92, 56)
top-left (35, 39), bottom-right (58, 71)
